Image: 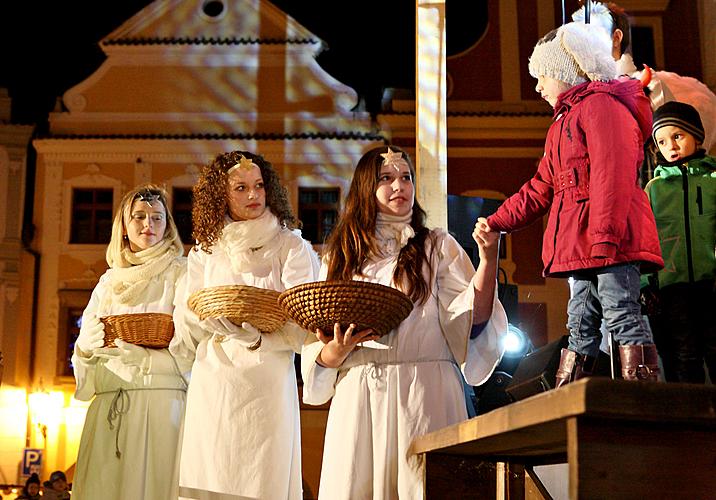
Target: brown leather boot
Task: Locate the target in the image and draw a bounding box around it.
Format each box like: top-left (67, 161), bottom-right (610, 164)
top-left (555, 348), bottom-right (598, 388)
top-left (618, 344), bottom-right (660, 381)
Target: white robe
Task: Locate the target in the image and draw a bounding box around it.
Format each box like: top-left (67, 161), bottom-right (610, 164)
top-left (172, 228), bottom-right (319, 500)
top-left (72, 258), bottom-right (189, 500)
top-left (301, 229), bottom-right (508, 500)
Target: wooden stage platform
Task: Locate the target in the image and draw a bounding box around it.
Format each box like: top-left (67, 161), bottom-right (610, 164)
top-left (410, 378), bottom-right (716, 499)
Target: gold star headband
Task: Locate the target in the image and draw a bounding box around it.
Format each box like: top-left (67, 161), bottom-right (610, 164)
top-left (380, 147), bottom-right (408, 171)
top-left (228, 155), bottom-right (259, 174)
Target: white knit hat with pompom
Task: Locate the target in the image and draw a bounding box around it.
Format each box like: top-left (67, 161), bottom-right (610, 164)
top-left (528, 22), bottom-right (617, 86)
top-left (571, 1), bottom-right (616, 39)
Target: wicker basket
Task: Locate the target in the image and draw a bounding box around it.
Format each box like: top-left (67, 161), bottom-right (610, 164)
top-left (100, 313), bottom-right (175, 348)
top-left (187, 285), bottom-right (286, 334)
top-left (278, 280), bottom-right (413, 337)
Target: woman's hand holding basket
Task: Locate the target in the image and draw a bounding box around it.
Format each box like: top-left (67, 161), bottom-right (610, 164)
top-left (200, 317), bottom-right (261, 347)
top-left (94, 339), bottom-right (150, 370)
top-left (76, 316), bottom-right (106, 357)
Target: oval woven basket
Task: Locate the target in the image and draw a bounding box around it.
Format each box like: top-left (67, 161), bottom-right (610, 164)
top-left (278, 280), bottom-right (413, 337)
top-left (100, 313), bottom-right (175, 349)
top-left (187, 284), bottom-right (286, 334)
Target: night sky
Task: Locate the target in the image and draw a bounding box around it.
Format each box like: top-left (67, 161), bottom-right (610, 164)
top-left (0, 1), bottom-right (418, 125)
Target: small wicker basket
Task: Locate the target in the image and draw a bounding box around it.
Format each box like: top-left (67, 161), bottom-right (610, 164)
top-left (278, 280), bottom-right (413, 337)
top-left (187, 285), bottom-right (286, 334)
top-left (100, 313), bottom-right (175, 348)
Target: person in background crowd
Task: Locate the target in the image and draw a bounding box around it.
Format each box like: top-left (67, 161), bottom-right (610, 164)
top-left (42, 470), bottom-right (70, 500)
top-left (15, 473), bottom-right (41, 500)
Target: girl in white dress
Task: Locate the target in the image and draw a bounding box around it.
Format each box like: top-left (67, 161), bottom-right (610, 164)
top-left (301, 145), bottom-right (509, 499)
top-left (72, 184), bottom-right (189, 500)
top-left (171, 150), bottom-right (319, 500)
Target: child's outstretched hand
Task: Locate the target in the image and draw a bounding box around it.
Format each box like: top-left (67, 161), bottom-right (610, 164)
top-left (315, 323), bottom-right (379, 368)
top-left (472, 217), bottom-right (500, 261)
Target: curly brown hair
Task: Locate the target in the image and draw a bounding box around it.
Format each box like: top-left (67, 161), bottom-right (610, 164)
top-left (192, 150), bottom-right (299, 253)
top-left (323, 145), bottom-right (435, 305)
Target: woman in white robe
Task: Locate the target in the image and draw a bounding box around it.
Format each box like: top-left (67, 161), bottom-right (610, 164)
top-left (72, 184), bottom-right (189, 500)
top-left (171, 150), bottom-right (319, 500)
top-left (301, 146), bottom-right (509, 499)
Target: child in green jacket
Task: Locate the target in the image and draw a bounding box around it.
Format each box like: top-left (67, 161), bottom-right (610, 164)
top-left (646, 101), bottom-right (716, 383)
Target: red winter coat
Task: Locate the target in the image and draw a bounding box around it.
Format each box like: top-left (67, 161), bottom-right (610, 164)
top-left (487, 79), bottom-right (663, 277)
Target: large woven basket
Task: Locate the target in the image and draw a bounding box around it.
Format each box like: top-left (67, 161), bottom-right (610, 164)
top-left (187, 285), bottom-right (286, 334)
top-left (100, 313), bottom-right (175, 348)
top-left (278, 280), bottom-right (413, 337)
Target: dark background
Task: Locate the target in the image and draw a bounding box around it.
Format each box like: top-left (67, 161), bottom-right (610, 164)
top-left (0, 1), bottom-right (498, 126)
top-left (0, 1), bottom-right (416, 124)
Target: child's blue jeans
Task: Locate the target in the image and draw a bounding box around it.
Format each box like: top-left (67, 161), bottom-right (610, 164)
top-left (567, 263), bottom-right (653, 358)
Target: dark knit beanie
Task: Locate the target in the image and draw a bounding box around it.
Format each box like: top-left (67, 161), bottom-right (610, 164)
top-left (26, 473), bottom-right (40, 486)
top-left (652, 101), bottom-right (705, 145)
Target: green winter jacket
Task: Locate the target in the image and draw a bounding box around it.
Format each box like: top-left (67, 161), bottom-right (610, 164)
top-left (644, 153), bottom-right (716, 289)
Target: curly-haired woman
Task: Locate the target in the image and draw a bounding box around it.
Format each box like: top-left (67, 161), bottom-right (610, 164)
top-left (171, 150), bottom-right (319, 499)
top-left (72, 183), bottom-right (189, 499)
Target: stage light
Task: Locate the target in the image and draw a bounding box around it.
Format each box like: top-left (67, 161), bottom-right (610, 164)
top-left (502, 324), bottom-right (531, 358)
top-left (470, 326), bottom-right (534, 415)
top-left (503, 328), bottom-right (523, 353)
top-left (492, 324), bottom-right (533, 379)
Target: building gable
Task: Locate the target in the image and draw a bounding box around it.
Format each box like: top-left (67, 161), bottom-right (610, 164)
top-left (49, 0), bottom-right (371, 137)
top-left (103, 0), bottom-right (319, 46)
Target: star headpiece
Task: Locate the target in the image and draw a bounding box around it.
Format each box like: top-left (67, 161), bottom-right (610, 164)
top-left (135, 189), bottom-right (161, 207)
top-left (380, 147), bottom-right (407, 171)
top-left (228, 155), bottom-right (259, 174)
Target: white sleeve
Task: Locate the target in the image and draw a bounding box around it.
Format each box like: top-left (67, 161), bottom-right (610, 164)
top-left (463, 293), bottom-right (508, 385)
top-left (433, 230), bottom-right (477, 362)
top-left (260, 320), bottom-right (309, 354)
top-left (169, 250), bottom-right (210, 363)
top-left (71, 350), bottom-right (97, 401)
top-left (300, 337), bottom-right (339, 405)
top-left (258, 233), bottom-right (318, 353)
top-left (432, 230), bottom-right (508, 385)
top-left (280, 231), bottom-right (320, 289)
top-left (72, 273), bottom-right (110, 401)
top-left (297, 258), bottom-right (339, 404)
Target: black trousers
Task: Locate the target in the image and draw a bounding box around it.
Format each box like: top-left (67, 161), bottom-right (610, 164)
top-left (654, 280), bottom-right (716, 384)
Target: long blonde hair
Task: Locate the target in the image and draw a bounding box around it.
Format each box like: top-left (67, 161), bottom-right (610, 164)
top-left (106, 183), bottom-right (184, 268)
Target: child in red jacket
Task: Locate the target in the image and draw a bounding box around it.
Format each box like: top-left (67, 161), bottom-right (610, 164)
top-left (482, 21), bottom-right (664, 384)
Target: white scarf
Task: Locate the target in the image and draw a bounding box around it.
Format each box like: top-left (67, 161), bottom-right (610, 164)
top-left (375, 211), bottom-right (415, 258)
top-left (109, 239), bottom-right (177, 305)
top-left (218, 210), bottom-right (282, 274)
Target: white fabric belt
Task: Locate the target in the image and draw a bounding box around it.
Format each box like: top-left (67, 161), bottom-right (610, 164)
top-left (341, 358), bottom-right (457, 379)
